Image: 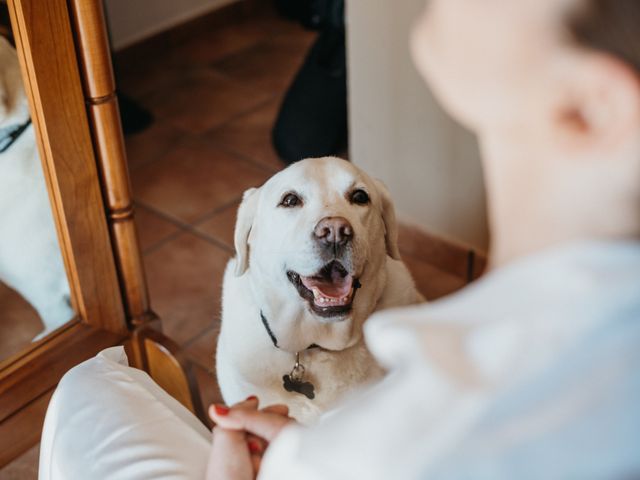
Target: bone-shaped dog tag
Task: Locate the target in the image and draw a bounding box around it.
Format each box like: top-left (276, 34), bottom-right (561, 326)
top-left (283, 374), bottom-right (315, 399)
top-left (282, 353), bottom-right (315, 399)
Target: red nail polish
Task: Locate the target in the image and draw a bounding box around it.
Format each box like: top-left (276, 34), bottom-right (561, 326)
top-left (214, 404), bottom-right (230, 416)
top-left (246, 395), bottom-right (258, 401)
top-left (248, 440), bottom-right (262, 454)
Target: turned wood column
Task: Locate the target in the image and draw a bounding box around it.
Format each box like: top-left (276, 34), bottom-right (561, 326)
top-left (68, 0), bottom-right (156, 328)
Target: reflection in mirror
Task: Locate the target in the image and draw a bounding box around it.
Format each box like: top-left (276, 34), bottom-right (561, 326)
top-left (0, 30), bottom-right (74, 362)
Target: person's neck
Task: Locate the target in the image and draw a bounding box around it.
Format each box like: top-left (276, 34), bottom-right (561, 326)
top-left (480, 133), bottom-right (640, 269)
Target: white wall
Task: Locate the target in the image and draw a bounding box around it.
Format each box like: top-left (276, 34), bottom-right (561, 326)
top-left (104, 0), bottom-right (239, 50)
top-left (346, 0), bottom-right (488, 251)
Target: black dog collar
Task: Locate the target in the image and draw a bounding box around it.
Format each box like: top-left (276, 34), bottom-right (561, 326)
top-left (260, 311), bottom-right (320, 351)
top-left (260, 311), bottom-right (280, 348)
top-left (260, 311), bottom-right (320, 400)
top-left (0, 118), bottom-right (32, 153)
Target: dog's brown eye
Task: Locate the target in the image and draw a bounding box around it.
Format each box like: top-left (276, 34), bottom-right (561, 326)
top-left (280, 193), bottom-right (302, 208)
top-left (350, 189), bottom-right (370, 205)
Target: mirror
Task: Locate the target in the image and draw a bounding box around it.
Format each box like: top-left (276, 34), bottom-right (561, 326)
top-left (0, 24), bottom-right (74, 362)
top-left (1, 0), bottom-right (156, 467)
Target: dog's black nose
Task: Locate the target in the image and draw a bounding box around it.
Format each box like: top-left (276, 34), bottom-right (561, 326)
top-left (313, 217), bottom-right (353, 246)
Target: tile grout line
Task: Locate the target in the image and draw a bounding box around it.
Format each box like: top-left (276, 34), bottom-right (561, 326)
top-left (207, 142), bottom-right (281, 176)
top-left (154, 124), bottom-right (281, 173)
top-left (137, 193), bottom-right (240, 228)
top-left (126, 93), bottom-right (282, 176)
top-left (183, 329), bottom-right (220, 375)
top-left (134, 66), bottom-right (282, 136)
top-left (196, 89), bottom-right (281, 135)
top-left (189, 196), bottom-right (244, 226)
top-left (188, 229), bottom-right (235, 255)
top-left (141, 229), bottom-right (185, 256)
top-left (136, 201), bottom-right (236, 255)
top-left (125, 128), bottom-right (183, 173)
top-left (182, 324), bottom-right (219, 349)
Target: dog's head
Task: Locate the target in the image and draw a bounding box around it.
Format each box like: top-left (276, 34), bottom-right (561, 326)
top-left (233, 157), bottom-right (400, 351)
top-left (0, 36), bottom-right (29, 129)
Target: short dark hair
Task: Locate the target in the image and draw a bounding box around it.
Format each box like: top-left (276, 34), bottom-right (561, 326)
top-left (568, 0), bottom-right (640, 73)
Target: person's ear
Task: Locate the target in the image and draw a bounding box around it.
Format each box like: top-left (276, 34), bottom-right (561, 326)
top-left (373, 179), bottom-right (401, 260)
top-left (552, 51), bottom-right (640, 153)
top-left (233, 187), bottom-right (259, 276)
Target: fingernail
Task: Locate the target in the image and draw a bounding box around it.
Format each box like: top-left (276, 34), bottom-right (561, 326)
top-left (248, 439), bottom-right (262, 454)
top-left (246, 395), bottom-right (258, 401)
top-left (213, 404), bottom-right (230, 416)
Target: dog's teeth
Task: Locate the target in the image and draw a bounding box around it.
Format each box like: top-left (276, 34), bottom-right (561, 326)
top-left (312, 289), bottom-right (355, 307)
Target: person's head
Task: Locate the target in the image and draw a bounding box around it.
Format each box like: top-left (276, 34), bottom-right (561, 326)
top-left (411, 0), bottom-right (640, 265)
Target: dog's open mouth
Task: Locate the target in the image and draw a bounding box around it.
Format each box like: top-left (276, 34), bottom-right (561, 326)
top-left (287, 261), bottom-right (361, 318)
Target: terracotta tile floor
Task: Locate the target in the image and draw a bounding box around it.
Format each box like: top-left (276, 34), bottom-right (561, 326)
top-left (206, 97), bottom-right (283, 171)
top-left (131, 139), bottom-right (272, 224)
top-left (2, 4), bottom-right (482, 476)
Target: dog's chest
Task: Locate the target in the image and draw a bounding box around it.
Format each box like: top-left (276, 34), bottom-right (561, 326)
top-left (0, 132), bottom-right (40, 206)
top-left (253, 343), bottom-right (381, 405)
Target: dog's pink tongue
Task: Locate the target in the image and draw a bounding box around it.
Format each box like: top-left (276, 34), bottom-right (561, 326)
top-left (301, 273), bottom-right (353, 299)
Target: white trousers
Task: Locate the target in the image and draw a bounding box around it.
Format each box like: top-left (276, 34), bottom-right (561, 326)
top-left (39, 347), bottom-right (211, 480)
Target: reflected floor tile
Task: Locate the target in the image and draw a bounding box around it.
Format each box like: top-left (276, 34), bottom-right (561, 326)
top-left (0, 282), bottom-right (42, 362)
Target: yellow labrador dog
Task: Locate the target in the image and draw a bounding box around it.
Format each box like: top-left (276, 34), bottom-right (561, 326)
top-left (216, 157), bottom-right (424, 423)
top-left (0, 37), bottom-right (73, 338)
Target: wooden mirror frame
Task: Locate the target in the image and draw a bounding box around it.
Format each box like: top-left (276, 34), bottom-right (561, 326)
top-left (0, 0), bottom-right (190, 465)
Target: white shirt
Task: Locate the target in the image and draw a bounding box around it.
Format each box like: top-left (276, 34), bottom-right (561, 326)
top-left (260, 241), bottom-right (640, 479)
top-left (39, 241), bottom-right (640, 479)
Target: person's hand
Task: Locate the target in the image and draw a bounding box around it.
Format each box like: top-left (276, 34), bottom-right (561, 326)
top-left (206, 396), bottom-right (295, 480)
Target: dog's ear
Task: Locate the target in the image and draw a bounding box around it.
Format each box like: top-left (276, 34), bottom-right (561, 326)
top-left (374, 179), bottom-right (401, 260)
top-left (234, 187), bottom-right (259, 276)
